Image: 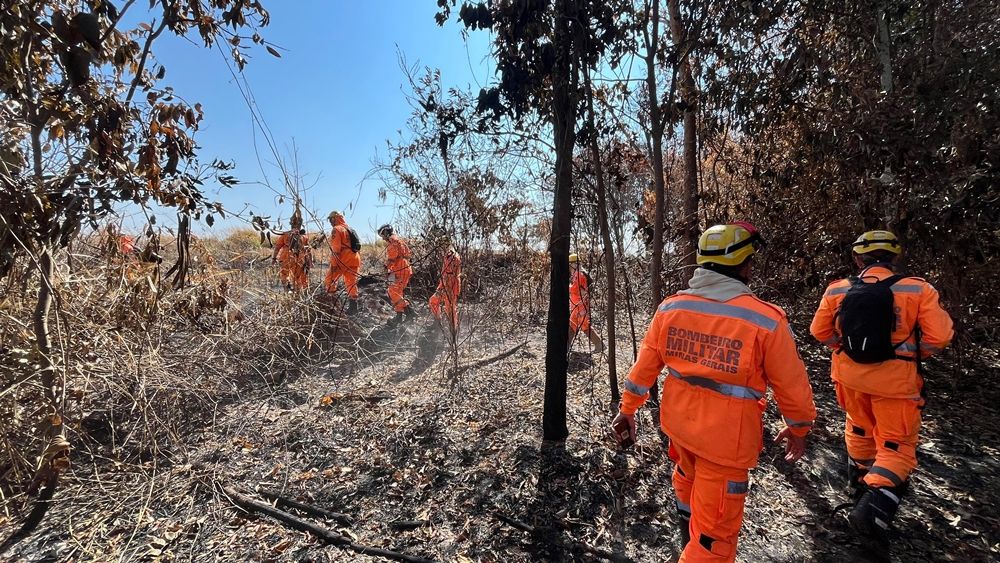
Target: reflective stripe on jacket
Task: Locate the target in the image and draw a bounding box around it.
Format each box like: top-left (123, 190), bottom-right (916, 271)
top-left (809, 266), bottom-right (954, 398)
top-left (621, 293), bottom-right (816, 469)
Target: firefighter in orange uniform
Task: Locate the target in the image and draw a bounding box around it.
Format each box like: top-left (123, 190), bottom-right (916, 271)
top-left (271, 210), bottom-right (311, 291)
top-left (810, 230), bottom-right (953, 559)
top-left (429, 241), bottom-right (461, 334)
top-left (378, 224), bottom-right (414, 326)
top-left (324, 211), bottom-right (361, 314)
top-left (568, 253), bottom-right (604, 354)
top-left (613, 222), bottom-right (816, 562)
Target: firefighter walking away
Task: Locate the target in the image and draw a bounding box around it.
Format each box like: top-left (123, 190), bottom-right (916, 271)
top-left (613, 222), bottom-right (816, 562)
top-left (810, 230), bottom-right (953, 561)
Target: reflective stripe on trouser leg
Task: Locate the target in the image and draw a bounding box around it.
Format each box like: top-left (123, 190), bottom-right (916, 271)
top-left (863, 394), bottom-right (922, 488)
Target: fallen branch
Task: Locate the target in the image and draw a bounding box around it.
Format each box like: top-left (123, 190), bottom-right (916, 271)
top-left (448, 342), bottom-right (527, 378)
top-left (257, 489), bottom-right (354, 526)
top-left (388, 519), bottom-right (429, 531)
top-left (319, 391), bottom-right (393, 406)
top-left (494, 511), bottom-right (636, 563)
top-left (0, 472), bottom-right (58, 555)
top-left (220, 486), bottom-right (436, 563)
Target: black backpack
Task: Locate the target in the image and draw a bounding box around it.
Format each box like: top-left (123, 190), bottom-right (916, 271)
top-left (836, 274), bottom-right (906, 363)
top-left (347, 227), bottom-right (362, 253)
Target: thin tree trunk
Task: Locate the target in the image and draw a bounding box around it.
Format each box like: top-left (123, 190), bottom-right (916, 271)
top-left (34, 249), bottom-right (57, 404)
top-left (584, 70), bottom-right (620, 406)
top-left (542, 0), bottom-right (577, 443)
top-left (609, 191), bottom-right (639, 361)
top-left (644, 0), bottom-right (666, 306)
top-left (667, 0), bottom-right (699, 283)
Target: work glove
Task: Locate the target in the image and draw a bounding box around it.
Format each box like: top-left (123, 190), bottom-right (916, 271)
top-left (774, 426), bottom-right (806, 463)
top-left (611, 412), bottom-right (636, 449)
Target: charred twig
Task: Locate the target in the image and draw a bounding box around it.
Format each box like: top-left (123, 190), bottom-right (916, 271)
top-left (319, 391), bottom-right (393, 405)
top-left (0, 472), bottom-right (58, 554)
top-left (220, 486), bottom-right (437, 563)
top-left (388, 519), bottom-right (429, 531)
top-left (493, 511), bottom-right (636, 563)
top-left (257, 489), bottom-right (354, 526)
top-left (447, 342), bottom-right (527, 378)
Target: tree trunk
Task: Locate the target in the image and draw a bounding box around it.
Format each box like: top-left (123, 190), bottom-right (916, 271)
top-left (542, 0), bottom-right (578, 442)
top-left (584, 71), bottom-right (620, 406)
top-left (644, 0), bottom-right (667, 306)
top-left (667, 0), bottom-right (700, 283)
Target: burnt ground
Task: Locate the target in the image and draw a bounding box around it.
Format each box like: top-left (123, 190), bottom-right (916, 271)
top-left (5, 279), bottom-right (1000, 562)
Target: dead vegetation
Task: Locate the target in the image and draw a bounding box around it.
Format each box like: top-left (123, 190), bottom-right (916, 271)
top-left (1, 231), bottom-right (997, 562)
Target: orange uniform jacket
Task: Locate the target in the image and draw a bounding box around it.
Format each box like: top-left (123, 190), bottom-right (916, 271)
top-left (329, 222), bottom-right (360, 270)
top-left (386, 235), bottom-right (411, 275)
top-left (809, 266), bottom-right (954, 398)
top-left (274, 232), bottom-right (310, 264)
top-left (621, 294), bottom-right (816, 469)
top-left (438, 250), bottom-right (461, 293)
top-left (569, 269), bottom-right (592, 332)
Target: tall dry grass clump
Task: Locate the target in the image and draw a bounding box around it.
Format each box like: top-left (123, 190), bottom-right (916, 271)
top-left (0, 230), bottom-right (343, 535)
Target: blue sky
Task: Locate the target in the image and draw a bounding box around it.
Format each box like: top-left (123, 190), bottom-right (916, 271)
top-left (133, 1), bottom-right (492, 238)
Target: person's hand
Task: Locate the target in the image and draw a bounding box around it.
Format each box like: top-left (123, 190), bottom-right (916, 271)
top-left (774, 427), bottom-right (806, 463)
top-left (611, 412), bottom-right (636, 448)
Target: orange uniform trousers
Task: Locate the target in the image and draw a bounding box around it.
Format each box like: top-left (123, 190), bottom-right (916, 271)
top-left (569, 300), bottom-right (591, 333)
top-left (670, 442), bottom-right (749, 563)
top-left (325, 252), bottom-right (360, 299)
top-left (279, 260), bottom-right (309, 290)
top-left (430, 283), bottom-right (459, 327)
top-left (836, 382), bottom-right (923, 488)
top-left (388, 267), bottom-right (412, 312)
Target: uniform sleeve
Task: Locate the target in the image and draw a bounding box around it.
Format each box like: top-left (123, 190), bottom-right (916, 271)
top-left (917, 283), bottom-right (954, 358)
top-left (387, 240), bottom-right (400, 262)
top-left (764, 318), bottom-right (817, 438)
top-left (620, 313), bottom-right (664, 415)
top-left (809, 290), bottom-right (840, 348)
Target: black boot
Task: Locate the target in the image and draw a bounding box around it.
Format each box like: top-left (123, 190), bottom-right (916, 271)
top-left (849, 482), bottom-right (907, 562)
top-left (677, 507), bottom-right (691, 548)
top-left (387, 312), bottom-right (404, 328)
top-left (346, 299), bottom-right (359, 315)
top-left (848, 459), bottom-right (870, 501)
top-left (404, 304), bottom-right (416, 319)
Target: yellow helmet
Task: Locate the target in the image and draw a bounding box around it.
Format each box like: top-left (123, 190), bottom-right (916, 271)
top-left (696, 222), bottom-right (765, 267)
top-left (569, 253), bottom-right (579, 264)
top-left (852, 230), bottom-right (901, 255)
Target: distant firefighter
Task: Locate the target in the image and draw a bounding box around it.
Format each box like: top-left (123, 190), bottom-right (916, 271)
top-left (429, 241), bottom-right (461, 333)
top-left (324, 210), bottom-right (362, 314)
top-left (568, 253), bottom-right (604, 354)
top-left (271, 209), bottom-right (311, 291)
top-left (378, 224), bottom-right (414, 327)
